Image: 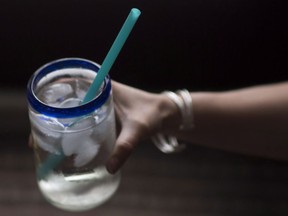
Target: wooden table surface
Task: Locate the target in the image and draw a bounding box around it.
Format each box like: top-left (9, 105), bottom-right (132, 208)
top-left (1, 90), bottom-right (288, 216)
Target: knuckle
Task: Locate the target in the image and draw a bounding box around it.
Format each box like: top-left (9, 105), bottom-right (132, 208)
top-left (117, 141), bottom-right (135, 154)
top-left (130, 118), bottom-right (151, 135)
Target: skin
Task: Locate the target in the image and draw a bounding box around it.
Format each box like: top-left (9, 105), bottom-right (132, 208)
top-left (106, 81), bottom-right (288, 173)
top-left (105, 81), bottom-right (181, 173)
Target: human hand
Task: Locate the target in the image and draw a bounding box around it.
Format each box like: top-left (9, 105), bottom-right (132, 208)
top-left (105, 81), bottom-right (180, 174)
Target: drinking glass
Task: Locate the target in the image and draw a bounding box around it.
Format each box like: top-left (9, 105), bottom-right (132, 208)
top-left (27, 58), bottom-right (120, 212)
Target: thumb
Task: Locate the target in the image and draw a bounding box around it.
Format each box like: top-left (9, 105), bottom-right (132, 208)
top-left (106, 123), bottom-right (144, 174)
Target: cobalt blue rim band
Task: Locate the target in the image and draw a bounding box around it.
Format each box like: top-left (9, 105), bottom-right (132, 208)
top-left (27, 58), bottom-right (111, 118)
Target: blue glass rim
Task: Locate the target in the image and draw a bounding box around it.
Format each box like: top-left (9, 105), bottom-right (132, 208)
top-left (27, 57), bottom-right (111, 118)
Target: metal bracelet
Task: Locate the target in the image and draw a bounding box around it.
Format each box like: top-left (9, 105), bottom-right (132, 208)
top-left (152, 133), bottom-right (186, 153)
top-left (177, 89), bottom-right (194, 130)
top-left (152, 89), bottom-right (193, 154)
top-left (164, 89), bottom-right (194, 130)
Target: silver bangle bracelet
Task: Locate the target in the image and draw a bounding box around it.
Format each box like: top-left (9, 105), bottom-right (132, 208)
top-left (177, 89), bottom-right (194, 130)
top-left (152, 133), bottom-right (186, 153)
top-left (152, 89), bottom-right (194, 154)
top-left (165, 89), bottom-right (194, 130)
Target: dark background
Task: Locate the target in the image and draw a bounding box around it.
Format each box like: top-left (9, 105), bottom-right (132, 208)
top-left (1, 1), bottom-right (288, 215)
top-left (1, 0), bottom-right (287, 92)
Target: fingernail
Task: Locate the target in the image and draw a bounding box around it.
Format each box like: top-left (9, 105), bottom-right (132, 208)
top-left (106, 158), bottom-right (118, 174)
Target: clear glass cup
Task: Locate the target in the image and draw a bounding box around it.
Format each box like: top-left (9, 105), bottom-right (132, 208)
top-left (27, 58), bottom-right (121, 212)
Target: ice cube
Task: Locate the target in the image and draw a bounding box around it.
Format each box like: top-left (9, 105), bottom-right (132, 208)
top-left (61, 131), bottom-right (100, 167)
top-left (61, 132), bottom-right (84, 156)
top-left (33, 132), bottom-right (60, 154)
top-left (68, 116), bottom-right (96, 130)
top-left (59, 98), bottom-right (81, 108)
top-left (41, 83), bottom-right (74, 106)
top-left (31, 122), bottom-right (62, 154)
top-left (74, 138), bottom-right (100, 167)
top-left (75, 86), bottom-right (86, 100)
top-left (29, 112), bottom-right (65, 132)
top-left (29, 112), bottom-right (64, 153)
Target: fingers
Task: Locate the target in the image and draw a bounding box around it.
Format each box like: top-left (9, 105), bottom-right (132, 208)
top-left (107, 81), bottom-right (154, 174)
top-left (106, 122), bottom-right (146, 174)
top-left (105, 140), bottom-right (134, 174)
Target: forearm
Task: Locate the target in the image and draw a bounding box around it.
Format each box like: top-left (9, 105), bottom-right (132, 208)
top-left (106, 81), bottom-right (288, 174)
top-left (175, 82), bottom-right (288, 160)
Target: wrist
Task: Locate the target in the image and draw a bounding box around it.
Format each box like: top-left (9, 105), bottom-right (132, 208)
top-left (164, 90), bottom-right (194, 130)
top-left (157, 93), bottom-right (182, 133)
top-left (152, 89), bottom-right (194, 154)
top-left (157, 89), bottom-right (194, 133)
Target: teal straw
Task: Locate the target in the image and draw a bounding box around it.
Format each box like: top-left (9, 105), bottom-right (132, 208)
top-left (83, 8), bottom-right (141, 103)
top-left (37, 8), bottom-right (141, 180)
top-left (36, 151), bottom-right (65, 180)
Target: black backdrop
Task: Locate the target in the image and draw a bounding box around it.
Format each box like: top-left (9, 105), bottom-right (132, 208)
top-left (1, 0), bottom-right (288, 92)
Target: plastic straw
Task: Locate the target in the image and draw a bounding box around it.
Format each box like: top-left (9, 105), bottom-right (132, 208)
top-left (83, 8), bottom-right (141, 103)
top-left (37, 8), bottom-right (141, 180)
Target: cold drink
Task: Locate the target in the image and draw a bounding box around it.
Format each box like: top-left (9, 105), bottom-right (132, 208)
top-left (27, 58), bottom-right (120, 211)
